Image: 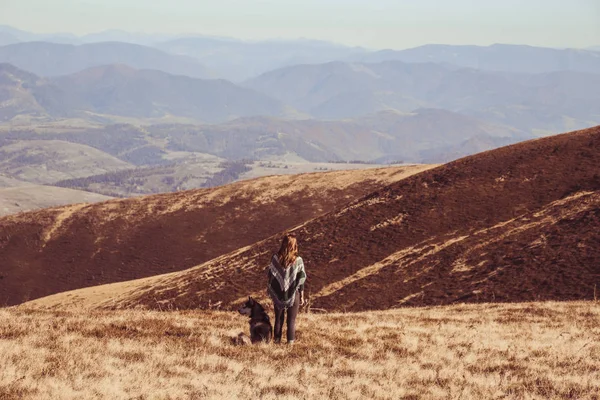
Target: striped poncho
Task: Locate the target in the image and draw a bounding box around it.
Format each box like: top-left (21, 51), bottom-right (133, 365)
top-left (266, 254), bottom-right (306, 309)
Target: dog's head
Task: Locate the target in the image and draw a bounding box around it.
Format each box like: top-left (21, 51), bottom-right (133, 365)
top-left (238, 296), bottom-right (256, 316)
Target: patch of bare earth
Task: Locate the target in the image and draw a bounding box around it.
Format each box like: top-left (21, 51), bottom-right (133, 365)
top-left (1, 302), bottom-right (599, 399)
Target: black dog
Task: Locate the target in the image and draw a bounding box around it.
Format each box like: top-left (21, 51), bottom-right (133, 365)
top-left (237, 297), bottom-right (273, 344)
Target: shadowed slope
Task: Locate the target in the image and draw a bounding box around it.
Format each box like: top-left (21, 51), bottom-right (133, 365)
top-left (29, 126), bottom-right (600, 312)
top-left (0, 165), bottom-right (432, 306)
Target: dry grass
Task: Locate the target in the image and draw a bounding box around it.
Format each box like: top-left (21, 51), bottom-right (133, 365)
top-left (1, 301), bottom-right (599, 399)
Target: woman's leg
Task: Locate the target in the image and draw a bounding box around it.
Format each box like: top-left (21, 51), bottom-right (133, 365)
top-left (273, 303), bottom-right (285, 343)
top-left (286, 294), bottom-right (300, 343)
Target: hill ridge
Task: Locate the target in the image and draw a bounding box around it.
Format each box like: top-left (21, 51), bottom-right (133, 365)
top-left (21, 125), bottom-right (600, 312)
top-left (0, 165), bottom-right (433, 306)
top-left (26, 125), bottom-right (598, 311)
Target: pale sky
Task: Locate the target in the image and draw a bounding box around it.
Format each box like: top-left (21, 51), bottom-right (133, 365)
top-left (1, 0), bottom-right (598, 49)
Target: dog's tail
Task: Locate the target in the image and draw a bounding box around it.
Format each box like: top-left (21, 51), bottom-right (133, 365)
top-left (231, 332), bottom-right (252, 346)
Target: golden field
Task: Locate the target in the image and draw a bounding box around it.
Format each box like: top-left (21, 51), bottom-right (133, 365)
top-left (1, 301), bottom-right (599, 399)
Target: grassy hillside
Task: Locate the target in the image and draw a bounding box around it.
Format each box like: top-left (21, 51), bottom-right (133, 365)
top-left (36, 126), bottom-right (600, 312)
top-left (2, 301), bottom-right (599, 399)
top-left (0, 165), bottom-right (432, 306)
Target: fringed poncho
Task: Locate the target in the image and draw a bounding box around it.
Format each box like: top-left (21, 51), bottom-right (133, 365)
top-left (266, 254), bottom-right (306, 309)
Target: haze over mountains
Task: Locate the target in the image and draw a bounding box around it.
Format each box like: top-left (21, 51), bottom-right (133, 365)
top-left (245, 61), bottom-right (600, 133)
top-left (0, 25), bottom-right (599, 214)
top-left (0, 63), bottom-right (289, 124)
top-left (2, 24), bottom-right (599, 80)
top-left (354, 43), bottom-right (600, 74)
top-left (0, 25), bottom-right (174, 46)
top-left (156, 37), bottom-right (368, 82)
top-left (2, 58), bottom-right (598, 134)
top-left (0, 41), bottom-right (213, 79)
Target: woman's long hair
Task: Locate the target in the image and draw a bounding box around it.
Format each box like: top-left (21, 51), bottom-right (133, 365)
top-left (277, 233), bottom-right (298, 268)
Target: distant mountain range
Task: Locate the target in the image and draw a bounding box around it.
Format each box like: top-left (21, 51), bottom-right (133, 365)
top-left (2, 26), bottom-right (598, 81)
top-left (0, 25), bottom-right (367, 81)
top-left (354, 43), bottom-right (600, 74)
top-left (245, 60), bottom-right (600, 134)
top-left (2, 55), bottom-right (599, 134)
top-left (0, 25), bottom-right (599, 187)
top-left (155, 38), bottom-right (367, 81)
top-left (0, 25), bottom-right (174, 46)
top-left (0, 41), bottom-right (213, 79)
top-left (0, 63), bottom-right (289, 123)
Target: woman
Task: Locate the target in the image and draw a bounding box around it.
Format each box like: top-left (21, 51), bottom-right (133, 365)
top-left (266, 233), bottom-right (306, 344)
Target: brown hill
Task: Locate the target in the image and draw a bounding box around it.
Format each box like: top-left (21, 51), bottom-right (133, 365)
top-left (0, 165), bottom-right (431, 306)
top-left (25, 126), bottom-right (600, 312)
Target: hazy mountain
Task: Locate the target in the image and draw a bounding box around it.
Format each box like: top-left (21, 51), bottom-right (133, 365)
top-left (0, 26), bottom-right (32, 41)
top-left (0, 41), bottom-right (213, 78)
top-left (0, 25), bottom-right (80, 44)
top-left (469, 70), bottom-right (600, 133)
top-left (0, 25), bottom-right (177, 46)
top-left (355, 44), bottom-right (600, 74)
top-left (245, 60), bottom-right (600, 134)
top-left (54, 64), bottom-right (290, 122)
top-left (156, 37), bottom-right (367, 81)
top-left (0, 32), bottom-right (20, 47)
top-left (0, 63), bottom-right (290, 123)
top-left (245, 61), bottom-right (521, 114)
top-left (0, 63), bottom-right (79, 121)
top-left (587, 46), bottom-right (600, 52)
top-left (80, 30), bottom-right (175, 46)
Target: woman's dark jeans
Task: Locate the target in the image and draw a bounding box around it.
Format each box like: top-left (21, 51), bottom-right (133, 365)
top-left (273, 294), bottom-right (300, 342)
